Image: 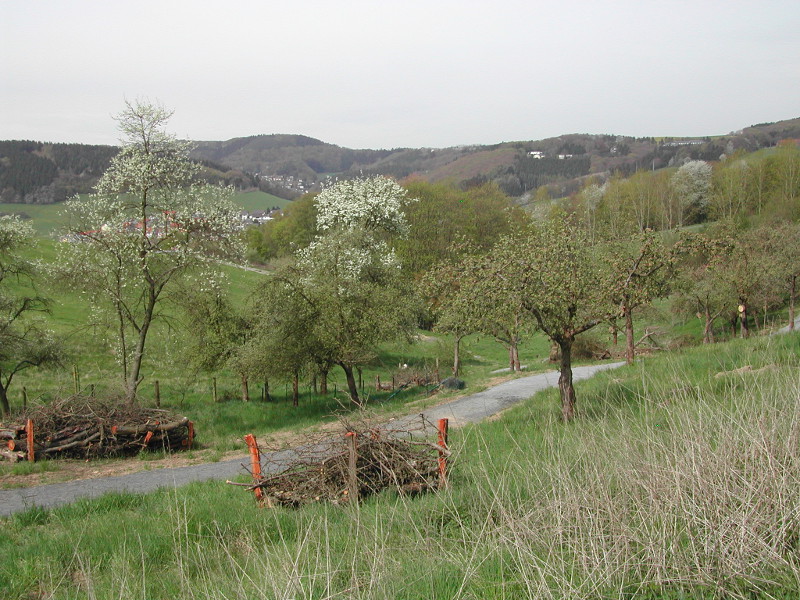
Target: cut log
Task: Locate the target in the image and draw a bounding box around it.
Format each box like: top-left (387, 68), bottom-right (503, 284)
top-left (0, 448), bottom-right (25, 462)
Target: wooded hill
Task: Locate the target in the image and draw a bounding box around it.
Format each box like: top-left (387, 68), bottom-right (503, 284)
top-left (3, 117), bottom-right (799, 204)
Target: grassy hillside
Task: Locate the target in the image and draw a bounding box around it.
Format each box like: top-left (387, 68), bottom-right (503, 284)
top-left (0, 190), bottom-right (289, 236)
top-left (3, 333), bottom-right (800, 599)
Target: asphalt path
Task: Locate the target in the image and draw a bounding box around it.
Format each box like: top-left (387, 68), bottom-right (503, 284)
top-left (0, 362), bottom-right (623, 518)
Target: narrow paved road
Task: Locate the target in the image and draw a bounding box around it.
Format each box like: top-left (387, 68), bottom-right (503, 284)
top-left (0, 362), bottom-right (623, 517)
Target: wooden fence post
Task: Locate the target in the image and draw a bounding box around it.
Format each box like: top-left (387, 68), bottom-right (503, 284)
top-left (72, 366), bottom-right (80, 395)
top-left (437, 418), bottom-right (449, 489)
top-left (244, 433), bottom-right (264, 504)
top-left (26, 419), bottom-right (35, 463)
top-left (212, 378), bottom-right (218, 403)
top-left (345, 431), bottom-right (358, 502)
top-left (187, 421), bottom-right (195, 449)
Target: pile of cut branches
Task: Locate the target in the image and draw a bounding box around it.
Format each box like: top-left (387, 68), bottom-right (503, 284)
top-left (0, 395), bottom-right (194, 462)
top-left (237, 416), bottom-right (449, 507)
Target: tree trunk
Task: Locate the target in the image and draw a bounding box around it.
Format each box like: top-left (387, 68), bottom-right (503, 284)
top-left (0, 383), bottom-right (10, 417)
top-left (512, 341), bottom-right (521, 371)
top-left (453, 334), bottom-right (462, 377)
top-left (264, 379), bottom-right (271, 402)
top-left (126, 290), bottom-right (157, 403)
top-left (320, 367), bottom-right (328, 395)
top-left (740, 302), bottom-right (749, 339)
top-left (624, 305), bottom-right (635, 365)
top-left (292, 371), bottom-right (299, 407)
top-left (557, 337), bottom-right (576, 422)
top-left (241, 374), bottom-right (249, 402)
top-left (340, 363), bottom-right (360, 405)
top-left (703, 307), bottom-right (715, 344)
top-left (790, 275), bottom-right (796, 331)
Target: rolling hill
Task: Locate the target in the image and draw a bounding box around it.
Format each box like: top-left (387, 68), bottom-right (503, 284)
top-left (2, 117), bottom-right (799, 205)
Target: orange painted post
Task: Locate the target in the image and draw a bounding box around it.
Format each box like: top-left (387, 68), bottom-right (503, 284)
top-left (26, 419), bottom-right (34, 463)
top-left (345, 431), bottom-right (358, 502)
top-left (437, 418), bottom-right (449, 488)
top-left (143, 431), bottom-right (154, 445)
top-left (244, 434), bottom-right (264, 502)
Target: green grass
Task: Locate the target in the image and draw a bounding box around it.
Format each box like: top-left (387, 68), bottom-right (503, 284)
top-left (4, 333), bottom-right (800, 598)
top-left (233, 190), bottom-right (291, 211)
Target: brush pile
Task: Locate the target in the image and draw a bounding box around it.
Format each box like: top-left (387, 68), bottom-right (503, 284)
top-left (241, 416), bottom-right (449, 506)
top-left (0, 395), bottom-right (194, 462)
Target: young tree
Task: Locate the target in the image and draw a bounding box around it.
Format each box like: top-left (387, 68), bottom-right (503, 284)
top-left (672, 232), bottom-right (735, 344)
top-left (608, 229), bottom-right (674, 365)
top-left (420, 253), bottom-right (477, 377)
top-left (765, 222), bottom-right (800, 330)
top-left (56, 101), bottom-right (242, 402)
top-left (178, 283), bottom-right (254, 401)
top-left (240, 274), bottom-right (320, 406)
top-left (517, 215), bottom-right (614, 421)
top-left (0, 216), bottom-right (62, 415)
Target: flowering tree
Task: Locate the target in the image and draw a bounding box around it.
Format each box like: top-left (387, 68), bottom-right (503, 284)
top-left (249, 176), bottom-right (417, 404)
top-left (56, 101), bottom-right (242, 402)
top-left (314, 176), bottom-right (412, 234)
top-left (671, 160), bottom-right (712, 225)
top-left (0, 216), bottom-right (62, 415)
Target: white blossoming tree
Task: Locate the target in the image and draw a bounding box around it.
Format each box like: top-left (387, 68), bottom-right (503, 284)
top-left (56, 100), bottom-right (242, 402)
top-left (251, 176), bottom-right (417, 404)
top-left (314, 175), bottom-right (412, 235)
top-left (672, 160), bottom-right (712, 225)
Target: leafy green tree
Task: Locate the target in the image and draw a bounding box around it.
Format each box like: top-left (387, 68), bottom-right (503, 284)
top-left (517, 215), bottom-right (614, 420)
top-left (396, 181), bottom-right (520, 276)
top-left (56, 101), bottom-right (242, 402)
top-left (419, 253), bottom-right (477, 377)
top-left (607, 230), bottom-right (674, 364)
top-left (672, 232), bottom-right (735, 344)
top-left (177, 283), bottom-right (254, 401)
top-left (246, 194), bottom-right (318, 261)
top-left (239, 274), bottom-right (320, 405)
top-left (764, 222), bottom-right (800, 330)
top-left (294, 226), bottom-right (416, 404)
top-left (710, 153), bottom-right (752, 222)
top-left (763, 141), bottom-right (800, 220)
top-left (0, 216), bottom-right (62, 416)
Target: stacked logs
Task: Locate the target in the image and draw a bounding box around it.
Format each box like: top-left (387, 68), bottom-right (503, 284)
top-left (0, 396), bottom-right (194, 462)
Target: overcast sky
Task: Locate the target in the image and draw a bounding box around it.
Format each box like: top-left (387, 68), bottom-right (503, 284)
top-left (2, 0), bottom-right (798, 149)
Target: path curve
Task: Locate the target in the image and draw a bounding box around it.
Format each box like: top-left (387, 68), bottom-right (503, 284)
top-left (0, 362), bottom-right (623, 517)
